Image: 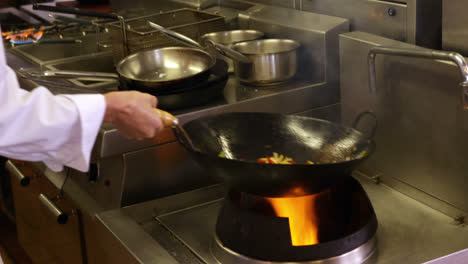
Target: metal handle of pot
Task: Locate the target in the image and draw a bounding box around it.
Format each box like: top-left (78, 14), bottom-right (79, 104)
top-left (38, 194), bottom-right (68, 224)
top-left (147, 21), bottom-right (251, 64)
top-left (147, 21), bottom-right (203, 49)
top-left (33, 4), bottom-right (118, 19)
top-left (368, 46), bottom-right (468, 109)
top-left (40, 70), bottom-right (119, 80)
top-left (204, 40), bottom-right (251, 64)
top-left (6, 161), bottom-right (30, 187)
top-left (351, 110), bottom-right (378, 139)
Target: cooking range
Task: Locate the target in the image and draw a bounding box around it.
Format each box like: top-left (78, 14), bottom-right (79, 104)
top-left (4, 1), bottom-right (468, 264)
top-left (210, 177), bottom-right (377, 263)
top-left (148, 177), bottom-right (378, 264)
top-left (96, 171), bottom-right (468, 264)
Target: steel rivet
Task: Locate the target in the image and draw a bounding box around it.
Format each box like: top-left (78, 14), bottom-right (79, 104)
top-left (388, 8), bottom-right (396, 17)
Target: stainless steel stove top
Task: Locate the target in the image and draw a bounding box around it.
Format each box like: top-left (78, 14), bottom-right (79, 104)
top-left (95, 174), bottom-right (468, 264)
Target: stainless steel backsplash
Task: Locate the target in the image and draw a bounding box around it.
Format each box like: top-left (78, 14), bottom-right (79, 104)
top-left (340, 31), bottom-right (468, 218)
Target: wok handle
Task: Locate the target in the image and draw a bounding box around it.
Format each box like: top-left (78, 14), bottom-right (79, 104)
top-left (147, 21), bottom-right (203, 49)
top-left (40, 70), bottom-right (119, 80)
top-left (351, 110), bottom-right (378, 139)
top-left (155, 109), bottom-right (179, 127)
top-left (205, 40), bottom-right (251, 64)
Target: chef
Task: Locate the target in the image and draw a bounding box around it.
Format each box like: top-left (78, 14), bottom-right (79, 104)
top-left (0, 37), bottom-right (166, 173)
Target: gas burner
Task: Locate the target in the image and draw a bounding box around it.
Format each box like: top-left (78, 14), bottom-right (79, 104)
top-left (2, 27), bottom-right (44, 44)
top-left (212, 177), bottom-right (377, 263)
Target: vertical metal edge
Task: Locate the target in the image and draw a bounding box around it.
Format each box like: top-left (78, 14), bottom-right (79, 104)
top-left (405, 0), bottom-right (417, 45)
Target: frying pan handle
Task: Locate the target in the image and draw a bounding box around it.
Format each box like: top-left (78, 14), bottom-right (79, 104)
top-left (147, 21), bottom-right (204, 49)
top-left (39, 70), bottom-right (119, 80)
top-left (351, 110), bottom-right (378, 139)
top-left (33, 4), bottom-right (118, 19)
top-left (205, 40), bottom-right (251, 64)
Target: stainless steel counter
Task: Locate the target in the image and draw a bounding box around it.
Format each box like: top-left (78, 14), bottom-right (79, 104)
top-left (95, 174), bottom-right (468, 264)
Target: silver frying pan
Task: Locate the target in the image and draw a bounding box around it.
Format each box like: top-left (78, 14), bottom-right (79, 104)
top-left (38, 46), bottom-right (216, 92)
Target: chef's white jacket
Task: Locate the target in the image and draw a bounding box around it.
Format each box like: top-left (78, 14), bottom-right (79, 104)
top-left (0, 39), bottom-right (106, 173)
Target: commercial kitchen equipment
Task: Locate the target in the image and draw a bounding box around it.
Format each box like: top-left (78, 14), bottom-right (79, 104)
top-left (3, 0), bottom-right (468, 263)
top-left (109, 0), bottom-right (442, 49)
top-left (3, 5), bottom-right (349, 262)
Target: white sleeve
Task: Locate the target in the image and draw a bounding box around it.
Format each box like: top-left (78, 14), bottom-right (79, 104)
top-left (0, 38), bottom-right (106, 173)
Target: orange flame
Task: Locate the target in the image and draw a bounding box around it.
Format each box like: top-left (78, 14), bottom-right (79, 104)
top-left (2, 28), bottom-right (44, 43)
top-left (265, 187), bottom-right (320, 246)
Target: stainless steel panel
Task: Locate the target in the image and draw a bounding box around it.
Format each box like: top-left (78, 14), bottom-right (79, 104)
top-left (424, 249), bottom-right (468, 264)
top-left (157, 201), bottom-right (221, 263)
top-left (242, 0), bottom-right (295, 9)
top-left (303, 0), bottom-right (407, 42)
top-left (340, 31), bottom-right (468, 215)
top-left (69, 155), bottom-right (125, 210)
top-left (96, 210), bottom-right (180, 264)
top-left (96, 175), bottom-right (468, 264)
top-left (442, 0), bottom-right (468, 56)
top-left (44, 52), bottom-right (117, 89)
top-left (120, 141), bottom-right (215, 206)
top-left (302, 0), bottom-right (441, 49)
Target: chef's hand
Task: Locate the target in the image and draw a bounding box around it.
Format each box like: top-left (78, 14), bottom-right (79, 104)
top-left (103, 91), bottom-right (164, 139)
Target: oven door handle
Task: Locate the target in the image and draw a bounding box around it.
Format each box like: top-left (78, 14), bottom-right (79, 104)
top-left (39, 194), bottom-right (68, 225)
top-left (6, 161), bottom-right (30, 187)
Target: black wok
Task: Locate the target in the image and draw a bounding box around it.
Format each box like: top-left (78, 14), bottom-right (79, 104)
top-left (177, 111), bottom-right (377, 197)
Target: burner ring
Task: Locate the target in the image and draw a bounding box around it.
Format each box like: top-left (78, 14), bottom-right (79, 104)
top-left (211, 233), bottom-right (377, 264)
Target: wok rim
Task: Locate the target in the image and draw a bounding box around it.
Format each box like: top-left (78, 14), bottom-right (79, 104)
top-left (115, 47), bottom-right (216, 83)
top-left (181, 112), bottom-right (376, 167)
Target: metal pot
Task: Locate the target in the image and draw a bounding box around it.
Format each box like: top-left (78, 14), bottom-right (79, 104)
top-left (229, 39), bottom-right (300, 85)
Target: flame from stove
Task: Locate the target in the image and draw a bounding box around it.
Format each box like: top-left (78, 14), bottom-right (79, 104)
top-left (265, 187), bottom-right (319, 246)
top-left (2, 28), bottom-right (44, 43)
